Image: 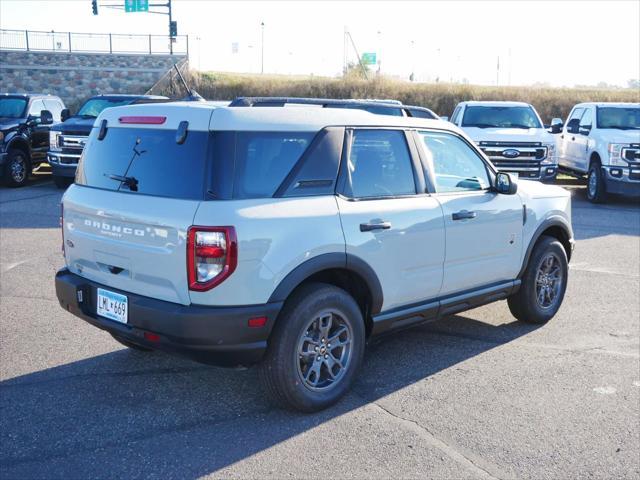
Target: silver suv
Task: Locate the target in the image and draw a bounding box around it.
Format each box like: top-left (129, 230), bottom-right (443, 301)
top-left (55, 102), bottom-right (574, 411)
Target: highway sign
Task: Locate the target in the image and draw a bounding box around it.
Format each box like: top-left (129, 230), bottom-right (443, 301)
top-left (361, 52), bottom-right (377, 65)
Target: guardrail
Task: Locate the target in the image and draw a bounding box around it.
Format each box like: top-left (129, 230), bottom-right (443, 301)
top-left (0, 29), bottom-right (188, 55)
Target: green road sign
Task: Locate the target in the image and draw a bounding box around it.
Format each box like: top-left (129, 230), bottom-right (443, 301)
top-left (125, 0), bottom-right (148, 12)
top-left (361, 52), bottom-right (377, 65)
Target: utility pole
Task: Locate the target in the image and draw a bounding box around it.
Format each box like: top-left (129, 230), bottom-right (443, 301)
top-left (496, 55), bottom-right (500, 86)
top-left (261, 22), bottom-right (265, 74)
top-left (168, 0), bottom-right (173, 54)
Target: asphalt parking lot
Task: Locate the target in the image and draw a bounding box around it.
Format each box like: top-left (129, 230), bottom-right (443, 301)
top-left (0, 176), bottom-right (638, 480)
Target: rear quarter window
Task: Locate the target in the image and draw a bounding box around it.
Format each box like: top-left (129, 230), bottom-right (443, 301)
top-left (229, 132), bottom-right (315, 199)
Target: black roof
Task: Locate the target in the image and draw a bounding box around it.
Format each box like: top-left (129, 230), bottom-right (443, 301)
top-left (229, 97), bottom-right (438, 119)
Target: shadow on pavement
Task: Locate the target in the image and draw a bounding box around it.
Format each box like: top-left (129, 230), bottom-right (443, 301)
top-left (0, 314), bottom-right (539, 478)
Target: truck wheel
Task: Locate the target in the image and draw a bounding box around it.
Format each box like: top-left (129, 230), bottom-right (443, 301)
top-left (3, 150), bottom-right (31, 188)
top-left (53, 175), bottom-right (71, 189)
top-left (587, 162), bottom-right (607, 203)
top-left (508, 235), bottom-right (568, 324)
top-left (110, 334), bottom-right (153, 352)
top-left (259, 283), bottom-right (365, 412)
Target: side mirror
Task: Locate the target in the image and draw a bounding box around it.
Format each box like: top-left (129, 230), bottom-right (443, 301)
top-left (495, 172), bottom-right (518, 195)
top-left (566, 118), bottom-right (580, 134)
top-left (440, 116), bottom-right (449, 122)
top-left (40, 110), bottom-right (53, 125)
top-left (550, 118), bottom-right (563, 134)
top-left (61, 108), bottom-right (70, 122)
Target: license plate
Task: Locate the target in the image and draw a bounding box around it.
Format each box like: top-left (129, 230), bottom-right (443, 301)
top-left (97, 288), bottom-right (128, 324)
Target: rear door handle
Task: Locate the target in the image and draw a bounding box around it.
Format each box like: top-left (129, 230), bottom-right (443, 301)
top-left (452, 210), bottom-right (477, 221)
top-left (360, 221), bottom-right (391, 232)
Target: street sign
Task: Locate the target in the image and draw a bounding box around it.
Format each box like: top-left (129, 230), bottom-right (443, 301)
top-left (361, 52), bottom-right (377, 65)
top-left (125, 0), bottom-right (149, 12)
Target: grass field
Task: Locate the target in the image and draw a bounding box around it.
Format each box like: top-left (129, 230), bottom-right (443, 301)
top-left (171, 71), bottom-right (639, 122)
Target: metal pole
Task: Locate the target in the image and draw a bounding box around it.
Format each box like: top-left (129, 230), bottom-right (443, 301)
top-left (109, 33), bottom-right (112, 54)
top-left (186, 34), bottom-right (189, 59)
top-left (68, 31), bottom-right (72, 52)
top-left (260, 22), bottom-right (264, 74)
top-left (168, 0), bottom-right (173, 55)
top-left (149, 34), bottom-right (152, 54)
top-left (25, 30), bottom-right (29, 51)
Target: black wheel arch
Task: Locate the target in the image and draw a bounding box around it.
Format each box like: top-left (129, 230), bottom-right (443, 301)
top-left (6, 136), bottom-right (31, 159)
top-left (518, 217), bottom-right (573, 278)
top-left (268, 253), bottom-right (384, 334)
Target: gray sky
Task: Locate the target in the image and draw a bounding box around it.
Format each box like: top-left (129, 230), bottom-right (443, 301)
top-left (1, 0), bottom-right (639, 87)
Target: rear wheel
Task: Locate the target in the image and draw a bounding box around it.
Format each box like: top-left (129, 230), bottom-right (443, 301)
top-left (508, 236), bottom-right (568, 324)
top-left (110, 334), bottom-right (153, 352)
top-left (3, 150), bottom-right (31, 187)
top-left (259, 283), bottom-right (365, 412)
top-left (587, 161), bottom-right (607, 203)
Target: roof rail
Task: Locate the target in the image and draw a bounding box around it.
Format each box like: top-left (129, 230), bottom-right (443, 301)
top-left (229, 97), bottom-right (438, 119)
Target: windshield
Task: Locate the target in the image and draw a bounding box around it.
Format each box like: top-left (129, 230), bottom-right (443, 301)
top-left (76, 98), bottom-right (133, 118)
top-left (0, 98), bottom-right (28, 119)
top-left (462, 106), bottom-right (542, 129)
top-left (75, 127), bottom-right (209, 200)
top-left (596, 107), bottom-right (640, 130)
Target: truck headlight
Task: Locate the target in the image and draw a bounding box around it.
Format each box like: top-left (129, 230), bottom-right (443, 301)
top-left (541, 143), bottom-right (557, 165)
top-left (607, 143), bottom-right (627, 166)
top-left (49, 131), bottom-right (61, 151)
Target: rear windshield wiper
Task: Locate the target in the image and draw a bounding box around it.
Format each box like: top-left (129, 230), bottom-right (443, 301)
top-left (105, 173), bottom-right (138, 191)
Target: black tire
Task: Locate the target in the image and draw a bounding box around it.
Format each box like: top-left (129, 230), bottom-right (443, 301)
top-left (586, 161), bottom-right (607, 203)
top-left (3, 150), bottom-right (31, 188)
top-left (110, 334), bottom-right (153, 351)
top-left (259, 282), bottom-right (365, 412)
top-left (53, 175), bottom-right (71, 189)
top-left (508, 235), bottom-right (568, 324)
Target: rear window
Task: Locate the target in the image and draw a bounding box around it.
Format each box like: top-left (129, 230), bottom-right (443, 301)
top-left (76, 127), bottom-right (209, 200)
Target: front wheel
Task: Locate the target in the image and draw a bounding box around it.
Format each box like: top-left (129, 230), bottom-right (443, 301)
top-left (508, 236), bottom-right (568, 324)
top-left (587, 163), bottom-right (607, 203)
top-left (3, 150), bottom-right (31, 187)
top-left (259, 283), bottom-right (365, 412)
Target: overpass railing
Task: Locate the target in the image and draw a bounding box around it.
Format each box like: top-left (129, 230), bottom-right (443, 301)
top-left (0, 29), bottom-right (188, 55)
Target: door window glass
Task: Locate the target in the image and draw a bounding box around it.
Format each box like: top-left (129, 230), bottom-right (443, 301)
top-left (418, 131), bottom-right (490, 193)
top-left (44, 100), bottom-right (63, 121)
top-left (345, 130), bottom-right (416, 198)
top-left (28, 99), bottom-right (45, 117)
top-left (579, 108), bottom-right (593, 128)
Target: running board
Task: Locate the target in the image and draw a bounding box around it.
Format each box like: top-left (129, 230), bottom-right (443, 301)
top-left (371, 280), bottom-right (521, 337)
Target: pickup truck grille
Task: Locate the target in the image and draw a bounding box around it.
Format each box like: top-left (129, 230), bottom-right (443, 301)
top-left (59, 135), bottom-right (88, 152)
top-left (622, 145), bottom-right (640, 163)
top-left (477, 141), bottom-right (547, 179)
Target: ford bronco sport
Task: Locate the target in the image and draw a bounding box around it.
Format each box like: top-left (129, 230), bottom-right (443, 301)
top-left (55, 102), bottom-right (574, 412)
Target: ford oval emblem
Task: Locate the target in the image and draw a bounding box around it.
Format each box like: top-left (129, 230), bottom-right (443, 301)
top-left (503, 149), bottom-right (520, 158)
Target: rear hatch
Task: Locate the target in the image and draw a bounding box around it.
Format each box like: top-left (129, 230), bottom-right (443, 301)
top-left (62, 103), bottom-right (215, 305)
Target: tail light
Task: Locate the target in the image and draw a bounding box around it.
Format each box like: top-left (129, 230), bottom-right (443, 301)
top-left (187, 226), bottom-right (237, 291)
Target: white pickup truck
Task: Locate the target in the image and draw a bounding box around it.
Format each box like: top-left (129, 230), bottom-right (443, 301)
top-left (557, 102), bottom-right (640, 203)
top-left (448, 101), bottom-right (559, 182)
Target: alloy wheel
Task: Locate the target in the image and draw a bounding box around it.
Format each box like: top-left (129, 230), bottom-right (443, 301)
top-left (296, 311), bottom-right (353, 391)
top-left (10, 155), bottom-right (27, 184)
top-left (535, 253), bottom-right (563, 309)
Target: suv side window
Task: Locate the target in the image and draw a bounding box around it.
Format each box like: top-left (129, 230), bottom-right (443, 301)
top-left (28, 99), bottom-right (45, 117)
top-left (418, 131), bottom-right (490, 193)
top-left (344, 129), bottom-right (416, 199)
top-left (44, 99), bottom-right (63, 122)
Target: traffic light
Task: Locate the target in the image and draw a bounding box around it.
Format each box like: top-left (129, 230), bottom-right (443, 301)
top-left (91, 0), bottom-right (98, 15)
top-left (169, 21), bottom-right (177, 37)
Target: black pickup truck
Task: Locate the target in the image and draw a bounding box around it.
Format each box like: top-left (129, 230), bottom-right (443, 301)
top-left (48, 94), bottom-right (168, 188)
top-left (0, 93), bottom-right (66, 187)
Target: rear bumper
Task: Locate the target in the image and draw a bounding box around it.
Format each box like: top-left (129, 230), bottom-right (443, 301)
top-left (603, 166), bottom-right (640, 197)
top-left (55, 268), bottom-right (282, 367)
